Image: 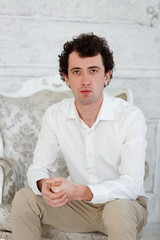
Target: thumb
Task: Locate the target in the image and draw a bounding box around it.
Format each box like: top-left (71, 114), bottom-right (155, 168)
top-left (50, 181), bottom-right (62, 193)
top-left (51, 181), bottom-right (61, 187)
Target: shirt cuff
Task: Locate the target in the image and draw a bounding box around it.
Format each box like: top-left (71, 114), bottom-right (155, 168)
top-left (27, 172), bottom-right (49, 195)
top-left (87, 184), bottom-right (109, 204)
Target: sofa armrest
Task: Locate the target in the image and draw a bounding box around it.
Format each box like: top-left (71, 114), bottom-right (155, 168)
top-left (0, 165), bottom-right (4, 204)
top-left (144, 161), bottom-right (149, 181)
top-left (0, 133), bottom-right (4, 158)
top-left (0, 157), bottom-right (19, 204)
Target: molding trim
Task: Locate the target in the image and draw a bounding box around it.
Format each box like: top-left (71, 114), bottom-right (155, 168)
top-left (0, 3), bottom-right (160, 27)
top-left (114, 67), bottom-right (160, 79)
top-left (1, 4), bottom-right (160, 27)
top-left (145, 119), bottom-right (160, 196)
top-left (0, 14), bottom-right (143, 25)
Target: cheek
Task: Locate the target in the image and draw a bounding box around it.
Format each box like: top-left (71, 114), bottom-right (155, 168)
top-left (70, 80), bottom-right (80, 88)
top-left (69, 83), bottom-right (78, 93)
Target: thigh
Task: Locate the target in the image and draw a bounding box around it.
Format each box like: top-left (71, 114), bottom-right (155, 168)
top-left (15, 188), bottom-right (104, 233)
top-left (40, 197), bottom-right (97, 232)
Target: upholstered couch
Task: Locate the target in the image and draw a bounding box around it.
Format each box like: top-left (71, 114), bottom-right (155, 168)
top-left (0, 77), bottom-right (144, 239)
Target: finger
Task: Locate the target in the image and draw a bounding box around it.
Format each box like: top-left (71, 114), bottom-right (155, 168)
top-left (51, 181), bottom-right (61, 187)
top-left (42, 181), bottom-right (52, 195)
top-left (44, 193), bottom-right (68, 208)
top-left (45, 180), bottom-right (62, 193)
top-left (43, 180), bottom-right (60, 193)
top-left (46, 177), bottom-right (55, 184)
top-left (44, 190), bottom-right (67, 201)
top-left (46, 177), bottom-right (64, 184)
top-left (50, 185), bottom-right (61, 193)
top-left (52, 197), bottom-right (68, 208)
top-left (46, 197), bottom-right (68, 208)
top-left (51, 193), bottom-right (68, 205)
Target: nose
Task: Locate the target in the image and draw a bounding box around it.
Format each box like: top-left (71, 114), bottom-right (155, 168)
top-left (82, 72), bottom-right (91, 86)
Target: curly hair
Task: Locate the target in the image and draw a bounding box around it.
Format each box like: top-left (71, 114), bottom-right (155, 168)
top-left (58, 33), bottom-right (115, 82)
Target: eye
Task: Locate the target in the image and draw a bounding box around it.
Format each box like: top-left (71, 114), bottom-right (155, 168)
top-left (72, 70), bottom-right (80, 74)
top-left (90, 69), bottom-right (97, 73)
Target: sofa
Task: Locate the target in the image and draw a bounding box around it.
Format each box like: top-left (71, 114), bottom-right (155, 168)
top-left (0, 76), bottom-right (145, 239)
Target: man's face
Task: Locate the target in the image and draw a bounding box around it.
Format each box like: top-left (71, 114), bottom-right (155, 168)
top-left (63, 51), bottom-right (111, 107)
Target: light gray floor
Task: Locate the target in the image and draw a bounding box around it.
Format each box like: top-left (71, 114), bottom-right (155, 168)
top-left (142, 233), bottom-right (160, 240)
top-left (141, 222), bottom-right (160, 240)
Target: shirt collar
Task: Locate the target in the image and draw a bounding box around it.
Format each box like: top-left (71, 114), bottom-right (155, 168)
top-left (97, 92), bottom-right (116, 121)
top-left (67, 92), bottom-right (116, 122)
top-left (67, 97), bottom-right (79, 120)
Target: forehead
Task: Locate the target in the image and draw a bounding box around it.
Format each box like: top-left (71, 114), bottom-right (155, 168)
top-left (68, 51), bottom-right (104, 69)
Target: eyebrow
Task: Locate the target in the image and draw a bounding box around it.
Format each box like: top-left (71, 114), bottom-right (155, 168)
top-left (88, 66), bottom-right (100, 69)
top-left (70, 66), bottom-right (100, 71)
top-left (70, 67), bottom-right (81, 72)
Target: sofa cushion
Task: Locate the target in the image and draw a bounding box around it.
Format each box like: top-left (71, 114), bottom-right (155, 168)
top-left (0, 90), bottom-right (72, 190)
top-left (42, 225), bottom-right (108, 239)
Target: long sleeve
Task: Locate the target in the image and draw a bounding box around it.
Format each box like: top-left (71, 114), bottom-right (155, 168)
top-left (88, 109), bottom-right (147, 204)
top-left (27, 107), bottom-right (60, 195)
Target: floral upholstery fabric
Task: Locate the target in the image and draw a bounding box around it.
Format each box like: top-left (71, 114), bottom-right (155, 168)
top-left (0, 90), bottom-right (72, 192)
top-left (0, 158), bottom-right (18, 204)
top-left (42, 228), bottom-right (108, 240)
top-left (0, 230), bottom-right (110, 240)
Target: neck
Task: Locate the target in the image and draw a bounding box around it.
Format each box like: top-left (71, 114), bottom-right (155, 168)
top-left (75, 97), bottom-right (103, 128)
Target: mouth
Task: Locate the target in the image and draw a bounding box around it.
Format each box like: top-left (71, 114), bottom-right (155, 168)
top-left (80, 89), bottom-right (92, 95)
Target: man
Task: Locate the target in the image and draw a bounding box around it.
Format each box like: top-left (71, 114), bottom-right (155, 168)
top-left (11, 33), bottom-right (148, 240)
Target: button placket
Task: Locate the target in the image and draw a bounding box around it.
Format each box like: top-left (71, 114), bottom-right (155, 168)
top-left (85, 130), bottom-right (98, 183)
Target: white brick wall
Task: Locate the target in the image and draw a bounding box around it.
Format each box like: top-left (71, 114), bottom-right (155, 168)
top-left (0, 0), bottom-right (160, 222)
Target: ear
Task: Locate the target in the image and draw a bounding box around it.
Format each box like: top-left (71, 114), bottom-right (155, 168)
top-left (104, 70), bottom-right (112, 86)
top-left (62, 73), bottom-right (70, 87)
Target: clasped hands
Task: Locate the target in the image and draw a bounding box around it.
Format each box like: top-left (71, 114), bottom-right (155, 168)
top-left (41, 177), bottom-right (93, 208)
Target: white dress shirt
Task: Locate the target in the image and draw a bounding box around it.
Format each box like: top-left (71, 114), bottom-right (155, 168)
top-left (27, 92), bottom-right (147, 204)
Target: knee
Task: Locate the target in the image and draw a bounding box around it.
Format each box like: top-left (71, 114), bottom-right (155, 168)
top-left (102, 199), bottom-right (139, 239)
top-left (102, 199), bottom-right (135, 229)
top-left (11, 188), bottom-right (35, 216)
top-left (12, 187), bottom-right (44, 222)
top-left (12, 188), bottom-right (33, 206)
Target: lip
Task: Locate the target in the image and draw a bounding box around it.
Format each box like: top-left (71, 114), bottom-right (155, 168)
top-left (80, 89), bottom-right (92, 95)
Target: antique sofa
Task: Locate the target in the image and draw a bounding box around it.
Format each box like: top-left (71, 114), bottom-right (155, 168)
top-left (0, 75), bottom-right (145, 240)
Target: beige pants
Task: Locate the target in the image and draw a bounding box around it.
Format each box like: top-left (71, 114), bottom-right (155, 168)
top-left (11, 188), bottom-right (148, 240)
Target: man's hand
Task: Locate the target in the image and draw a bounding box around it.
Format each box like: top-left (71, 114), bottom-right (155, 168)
top-left (47, 177), bottom-right (93, 203)
top-left (37, 178), bottom-right (68, 208)
top-left (37, 177), bottom-right (93, 208)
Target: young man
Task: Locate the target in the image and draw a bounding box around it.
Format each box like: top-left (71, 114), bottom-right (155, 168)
top-left (11, 33), bottom-right (148, 240)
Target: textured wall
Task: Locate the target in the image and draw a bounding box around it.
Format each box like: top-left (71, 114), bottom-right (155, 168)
top-left (0, 0), bottom-right (160, 222)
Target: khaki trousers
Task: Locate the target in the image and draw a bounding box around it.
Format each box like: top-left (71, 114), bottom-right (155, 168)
top-left (11, 188), bottom-right (148, 240)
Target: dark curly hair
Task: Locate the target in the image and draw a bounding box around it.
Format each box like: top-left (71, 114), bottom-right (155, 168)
top-left (58, 33), bottom-right (115, 83)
